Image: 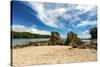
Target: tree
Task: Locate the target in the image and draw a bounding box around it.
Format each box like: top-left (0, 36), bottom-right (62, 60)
top-left (90, 27), bottom-right (97, 39)
top-left (11, 31), bottom-right (50, 38)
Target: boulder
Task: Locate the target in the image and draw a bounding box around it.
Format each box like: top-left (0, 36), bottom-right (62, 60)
top-left (90, 39), bottom-right (97, 49)
top-left (65, 32), bottom-right (84, 48)
top-left (49, 32), bottom-right (63, 45)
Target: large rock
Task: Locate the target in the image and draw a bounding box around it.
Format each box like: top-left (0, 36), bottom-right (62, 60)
top-left (90, 39), bottom-right (97, 49)
top-left (65, 32), bottom-right (84, 48)
top-left (49, 32), bottom-right (63, 45)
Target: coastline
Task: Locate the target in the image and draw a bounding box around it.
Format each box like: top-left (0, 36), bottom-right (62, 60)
top-left (12, 41), bottom-right (49, 49)
top-left (11, 32), bottom-right (97, 66)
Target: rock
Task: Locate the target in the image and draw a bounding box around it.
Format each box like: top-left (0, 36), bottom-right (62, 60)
top-left (49, 32), bottom-right (63, 45)
top-left (84, 39), bottom-right (97, 49)
top-left (90, 39), bottom-right (97, 49)
top-left (65, 32), bottom-right (84, 48)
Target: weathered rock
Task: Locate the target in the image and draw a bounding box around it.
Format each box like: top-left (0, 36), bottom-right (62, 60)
top-left (65, 32), bottom-right (84, 48)
top-left (90, 39), bottom-right (97, 49)
top-left (49, 32), bottom-right (63, 45)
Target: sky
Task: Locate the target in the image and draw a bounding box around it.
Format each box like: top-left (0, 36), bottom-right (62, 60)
top-left (11, 1), bottom-right (97, 38)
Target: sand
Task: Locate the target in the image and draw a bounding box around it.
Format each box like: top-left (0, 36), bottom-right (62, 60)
top-left (12, 46), bottom-right (97, 67)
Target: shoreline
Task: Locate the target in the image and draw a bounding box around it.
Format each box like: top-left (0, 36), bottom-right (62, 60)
top-left (12, 41), bottom-right (49, 49)
top-left (12, 41), bottom-right (97, 50)
top-left (12, 38), bottom-right (93, 48)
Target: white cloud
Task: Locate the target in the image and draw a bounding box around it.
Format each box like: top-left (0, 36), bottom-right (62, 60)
top-left (24, 2), bottom-right (97, 30)
top-left (63, 5), bottom-right (96, 25)
top-left (77, 21), bottom-right (97, 28)
top-left (82, 30), bottom-right (89, 34)
top-left (31, 28), bottom-right (50, 35)
top-left (26, 2), bottom-right (69, 28)
top-left (12, 25), bottom-right (26, 29)
top-left (12, 25), bottom-right (29, 32)
top-left (12, 25), bottom-right (50, 35)
top-left (26, 2), bottom-right (57, 28)
top-left (78, 30), bottom-right (91, 38)
top-left (76, 5), bottom-right (96, 12)
top-left (78, 34), bottom-right (91, 38)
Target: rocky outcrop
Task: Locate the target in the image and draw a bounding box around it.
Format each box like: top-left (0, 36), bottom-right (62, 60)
top-left (49, 32), bottom-right (63, 45)
top-left (65, 32), bottom-right (84, 48)
top-left (90, 39), bottom-right (97, 49)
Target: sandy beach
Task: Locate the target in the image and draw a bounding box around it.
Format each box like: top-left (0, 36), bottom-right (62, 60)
top-left (12, 46), bottom-right (97, 67)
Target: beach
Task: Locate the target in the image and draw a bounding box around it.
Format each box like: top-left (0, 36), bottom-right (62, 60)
top-left (12, 46), bottom-right (97, 67)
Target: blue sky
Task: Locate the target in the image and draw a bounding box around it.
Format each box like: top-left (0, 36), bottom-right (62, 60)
top-left (12, 1), bottom-right (97, 38)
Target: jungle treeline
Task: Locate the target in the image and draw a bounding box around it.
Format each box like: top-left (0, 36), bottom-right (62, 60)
top-left (11, 31), bottom-right (50, 38)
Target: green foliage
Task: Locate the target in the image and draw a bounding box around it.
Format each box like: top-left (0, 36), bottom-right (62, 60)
top-left (90, 27), bottom-right (97, 39)
top-left (11, 31), bottom-right (50, 38)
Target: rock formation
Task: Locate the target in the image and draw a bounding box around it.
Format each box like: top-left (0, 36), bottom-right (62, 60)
top-left (49, 32), bottom-right (63, 45)
top-left (65, 32), bottom-right (84, 48)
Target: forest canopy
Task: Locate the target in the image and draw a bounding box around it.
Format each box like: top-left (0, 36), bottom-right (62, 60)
top-left (11, 31), bottom-right (50, 38)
